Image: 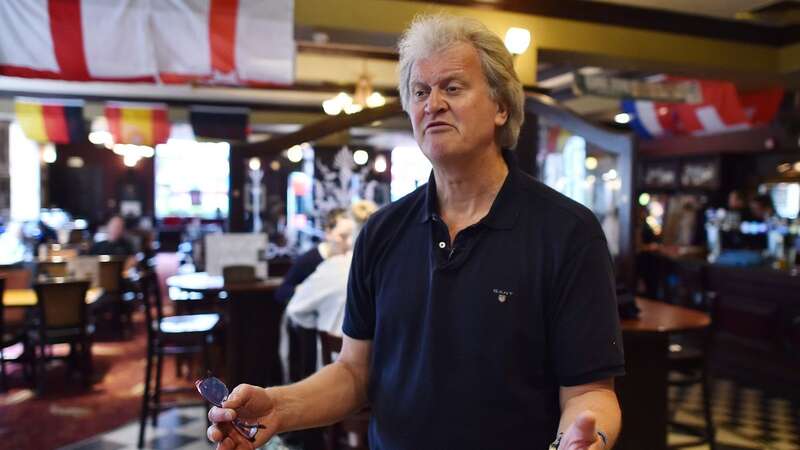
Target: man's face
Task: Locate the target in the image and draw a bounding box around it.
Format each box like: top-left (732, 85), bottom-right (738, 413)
top-left (325, 216), bottom-right (355, 256)
top-left (408, 42), bottom-right (508, 164)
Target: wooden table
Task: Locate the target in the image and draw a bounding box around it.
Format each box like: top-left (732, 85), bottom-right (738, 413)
top-left (3, 287), bottom-right (104, 308)
top-left (166, 272), bottom-right (282, 305)
top-left (166, 272), bottom-right (286, 387)
top-left (616, 298), bottom-right (711, 450)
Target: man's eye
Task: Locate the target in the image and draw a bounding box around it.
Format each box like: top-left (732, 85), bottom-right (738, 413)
top-left (446, 85), bottom-right (461, 93)
top-left (414, 90), bottom-right (427, 98)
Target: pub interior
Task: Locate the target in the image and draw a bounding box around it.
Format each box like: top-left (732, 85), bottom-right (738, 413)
top-left (1, 1), bottom-right (799, 450)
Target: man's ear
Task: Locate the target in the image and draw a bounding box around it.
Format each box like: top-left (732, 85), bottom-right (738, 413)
top-left (495, 102), bottom-right (509, 127)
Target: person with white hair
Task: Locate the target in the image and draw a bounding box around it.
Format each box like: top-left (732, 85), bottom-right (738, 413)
top-left (209, 14), bottom-right (623, 450)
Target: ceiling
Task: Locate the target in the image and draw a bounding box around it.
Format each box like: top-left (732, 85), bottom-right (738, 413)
top-left (584, 0), bottom-right (785, 21)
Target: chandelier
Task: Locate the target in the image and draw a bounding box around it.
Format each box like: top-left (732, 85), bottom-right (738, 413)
top-left (322, 73), bottom-right (386, 115)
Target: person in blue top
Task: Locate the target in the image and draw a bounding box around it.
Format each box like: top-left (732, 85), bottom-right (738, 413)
top-left (274, 208), bottom-right (354, 305)
top-left (209, 13), bottom-right (624, 450)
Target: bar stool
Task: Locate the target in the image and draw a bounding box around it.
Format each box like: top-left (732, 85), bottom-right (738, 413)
top-left (319, 332), bottom-right (369, 450)
top-left (222, 265), bottom-right (258, 285)
top-left (138, 268), bottom-right (219, 448)
top-left (667, 292), bottom-right (716, 450)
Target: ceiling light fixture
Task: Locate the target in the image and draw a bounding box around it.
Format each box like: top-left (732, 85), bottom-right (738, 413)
top-left (353, 150), bottom-right (369, 165)
top-left (504, 27), bottom-right (531, 55)
top-left (374, 154), bottom-right (387, 173)
top-left (323, 65), bottom-right (386, 115)
top-left (614, 113), bottom-right (631, 124)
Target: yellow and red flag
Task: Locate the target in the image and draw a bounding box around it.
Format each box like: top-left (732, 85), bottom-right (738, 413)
top-left (105, 102), bottom-right (170, 146)
top-left (14, 97), bottom-right (86, 144)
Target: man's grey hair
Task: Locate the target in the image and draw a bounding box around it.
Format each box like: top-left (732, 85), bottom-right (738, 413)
top-left (397, 14), bottom-right (525, 149)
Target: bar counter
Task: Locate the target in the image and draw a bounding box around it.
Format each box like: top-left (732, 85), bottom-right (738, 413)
top-left (640, 248), bottom-right (800, 391)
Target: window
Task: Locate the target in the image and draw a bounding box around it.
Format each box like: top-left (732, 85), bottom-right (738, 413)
top-left (155, 138), bottom-right (229, 218)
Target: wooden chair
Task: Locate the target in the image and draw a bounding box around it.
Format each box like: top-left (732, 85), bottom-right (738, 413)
top-left (1, 277), bottom-right (31, 391)
top-left (31, 279), bottom-right (93, 393)
top-left (281, 320), bottom-right (326, 450)
top-left (138, 267), bottom-right (219, 448)
top-left (92, 257), bottom-right (134, 338)
top-left (222, 265), bottom-right (258, 285)
top-left (37, 260), bottom-right (69, 279)
top-left (319, 332), bottom-right (370, 450)
top-left (0, 268), bottom-right (32, 289)
top-left (667, 283), bottom-right (716, 450)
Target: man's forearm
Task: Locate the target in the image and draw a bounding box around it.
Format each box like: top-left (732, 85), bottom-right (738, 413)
top-left (266, 359), bottom-right (368, 433)
top-left (559, 387), bottom-right (621, 448)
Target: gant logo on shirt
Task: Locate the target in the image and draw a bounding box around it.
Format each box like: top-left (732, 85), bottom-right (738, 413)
top-left (492, 288), bottom-right (514, 303)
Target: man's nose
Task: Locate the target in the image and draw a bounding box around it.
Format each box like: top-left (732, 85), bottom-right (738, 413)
top-left (425, 89), bottom-right (447, 114)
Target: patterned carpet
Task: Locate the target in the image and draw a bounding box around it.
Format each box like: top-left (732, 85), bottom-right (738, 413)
top-left (0, 318), bottom-right (195, 450)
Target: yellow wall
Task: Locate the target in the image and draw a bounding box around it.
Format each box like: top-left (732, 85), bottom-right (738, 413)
top-left (779, 41), bottom-right (800, 74)
top-left (296, 0), bottom-right (789, 84)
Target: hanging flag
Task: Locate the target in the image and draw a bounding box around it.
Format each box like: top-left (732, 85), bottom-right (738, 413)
top-left (739, 87), bottom-right (784, 125)
top-left (14, 97), bottom-right (86, 144)
top-left (622, 79), bottom-right (785, 139)
top-left (674, 80), bottom-right (749, 135)
top-left (0, 0), bottom-right (295, 86)
top-left (620, 99), bottom-right (678, 139)
top-left (105, 102), bottom-right (170, 146)
top-left (189, 105), bottom-right (250, 141)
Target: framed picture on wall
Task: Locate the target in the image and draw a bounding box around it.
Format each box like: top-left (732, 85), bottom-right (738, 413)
top-left (680, 158), bottom-right (720, 190)
top-left (641, 160), bottom-right (679, 189)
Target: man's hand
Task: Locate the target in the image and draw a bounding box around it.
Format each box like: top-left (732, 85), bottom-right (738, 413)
top-left (558, 411), bottom-right (605, 450)
top-left (207, 384), bottom-right (280, 450)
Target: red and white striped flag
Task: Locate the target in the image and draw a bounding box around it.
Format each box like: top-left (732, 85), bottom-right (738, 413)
top-left (0, 0), bottom-right (294, 86)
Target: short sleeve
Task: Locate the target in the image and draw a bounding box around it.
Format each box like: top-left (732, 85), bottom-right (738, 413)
top-left (549, 236), bottom-right (625, 386)
top-left (342, 226), bottom-right (375, 340)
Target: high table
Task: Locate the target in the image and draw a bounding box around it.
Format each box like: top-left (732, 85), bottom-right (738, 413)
top-left (166, 272), bottom-right (285, 387)
top-left (166, 272), bottom-right (282, 295)
top-left (3, 287), bottom-right (104, 308)
top-left (616, 298), bottom-right (711, 450)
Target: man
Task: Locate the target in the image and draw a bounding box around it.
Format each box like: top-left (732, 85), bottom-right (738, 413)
top-left (90, 215), bottom-right (136, 270)
top-left (209, 14), bottom-right (623, 450)
top-left (274, 208), bottom-right (354, 304)
top-left (90, 215), bottom-right (135, 256)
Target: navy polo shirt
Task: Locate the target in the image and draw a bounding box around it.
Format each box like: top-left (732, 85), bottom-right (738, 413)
top-left (343, 149), bottom-right (625, 450)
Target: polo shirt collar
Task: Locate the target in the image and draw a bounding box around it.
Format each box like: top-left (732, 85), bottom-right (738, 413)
top-left (419, 148), bottom-right (521, 230)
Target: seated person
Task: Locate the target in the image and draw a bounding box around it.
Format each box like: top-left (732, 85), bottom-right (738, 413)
top-left (90, 215), bottom-right (137, 270)
top-left (285, 200), bottom-right (377, 336)
top-left (286, 251), bottom-right (352, 337)
top-left (90, 215), bottom-right (134, 256)
top-left (274, 208), bottom-right (354, 304)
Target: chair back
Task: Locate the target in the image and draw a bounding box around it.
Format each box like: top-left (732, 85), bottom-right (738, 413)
top-left (97, 258), bottom-right (125, 293)
top-left (318, 332), bottom-right (343, 366)
top-left (38, 260), bottom-right (69, 279)
top-left (34, 279), bottom-right (90, 330)
top-left (0, 277), bottom-right (6, 341)
top-left (140, 268), bottom-right (163, 342)
top-left (68, 256), bottom-right (100, 286)
top-left (67, 229), bottom-right (86, 244)
top-left (222, 265), bottom-right (257, 285)
top-left (0, 268), bottom-right (31, 289)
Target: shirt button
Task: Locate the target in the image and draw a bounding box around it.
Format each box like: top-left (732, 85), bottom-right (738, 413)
top-left (438, 241), bottom-right (446, 249)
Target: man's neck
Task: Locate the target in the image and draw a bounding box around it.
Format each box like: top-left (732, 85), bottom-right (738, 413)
top-left (433, 147), bottom-right (509, 240)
